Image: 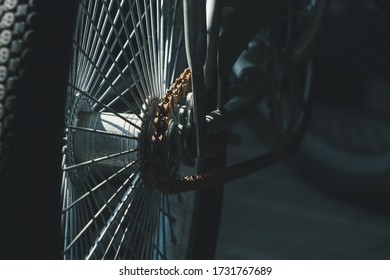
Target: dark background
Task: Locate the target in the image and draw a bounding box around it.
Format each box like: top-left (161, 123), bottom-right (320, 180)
top-left (216, 0), bottom-right (390, 259)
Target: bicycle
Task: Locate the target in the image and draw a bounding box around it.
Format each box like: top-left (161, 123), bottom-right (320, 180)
top-left (0, 0), bottom-right (327, 259)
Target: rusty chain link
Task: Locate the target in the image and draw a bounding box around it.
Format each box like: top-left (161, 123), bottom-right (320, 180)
top-left (146, 68), bottom-right (192, 194)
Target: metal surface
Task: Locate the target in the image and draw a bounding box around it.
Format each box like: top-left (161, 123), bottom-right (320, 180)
top-left (204, 0), bottom-right (222, 93)
top-left (183, 0), bottom-right (207, 159)
top-left (72, 112), bottom-right (141, 172)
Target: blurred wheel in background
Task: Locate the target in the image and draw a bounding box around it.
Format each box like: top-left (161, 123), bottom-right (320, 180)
top-left (295, 0), bottom-right (390, 204)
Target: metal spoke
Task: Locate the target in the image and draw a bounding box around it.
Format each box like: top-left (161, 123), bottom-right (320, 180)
top-left (62, 0), bottom-right (194, 260)
top-left (63, 148), bottom-right (140, 171)
top-left (72, 39), bottom-right (138, 115)
top-left (64, 172), bottom-right (140, 255)
top-left (109, 181), bottom-right (154, 259)
top-left (63, 162), bottom-right (141, 213)
top-left (67, 83), bottom-right (144, 131)
top-left (77, 1), bottom-right (148, 113)
top-left (99, 0), bottom-right (150, 104)
top-left (66, 124), bottom-right (141, 140)
top-left (85, 176), bottom-right (141, 259)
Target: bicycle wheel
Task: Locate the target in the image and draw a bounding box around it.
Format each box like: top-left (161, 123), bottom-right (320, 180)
top-left (294, 0), bottom-right (390, 203)
top-left (62, 0), bottom-right (223, 259)
top-left (267, 0), bottom-right (327, 146)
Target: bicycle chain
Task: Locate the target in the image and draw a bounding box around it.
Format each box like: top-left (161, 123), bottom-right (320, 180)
top-left (145, 68), bottom-right (192, 194)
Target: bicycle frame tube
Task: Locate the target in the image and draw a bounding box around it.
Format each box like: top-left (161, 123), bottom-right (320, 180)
top-left (204, 0), bottom-right (223, 95)
top-left (183, 0), bottom-right (208, 163)
top-left (205, 0), bottom-right (279, 135)
top-left (183, 0), bottom-right (280, 141)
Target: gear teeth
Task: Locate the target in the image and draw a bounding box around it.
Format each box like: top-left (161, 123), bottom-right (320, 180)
top-left (149, 68), bottom-right (192, 193)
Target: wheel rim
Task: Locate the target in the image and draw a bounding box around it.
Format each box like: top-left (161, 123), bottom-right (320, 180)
top-left (61, 0), bottom-right (195, 260)
top-left (266, 0), bottom-right (319, 146)
top-left (287, 0), bottom-right (327, 62)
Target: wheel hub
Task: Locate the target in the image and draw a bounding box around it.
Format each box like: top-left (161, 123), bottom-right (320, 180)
top-left (66, 93), bottom-right (142, 183)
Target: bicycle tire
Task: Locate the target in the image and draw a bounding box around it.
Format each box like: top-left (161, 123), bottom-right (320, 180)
top-left (267, 0), bottom-right (327, 147)
top-left (0, 0), bottom-right (79, 259)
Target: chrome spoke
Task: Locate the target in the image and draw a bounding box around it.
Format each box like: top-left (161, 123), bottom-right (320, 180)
top-left (62, 0), bottom-right (194, 260)
top-left (103, 182), bottom-right (150, 259)
top-left (66, 124), bottom-right (141, 140)
top-left (72, 39), bottom-right (138, 114)
top-left (78, 1), bottom-right (147, 113)
top-left (85, 176), bottom-right (141, 259)
top-left (63, 148), bottom-right (140, 171)
top-left (64, 172), bottom-right (140, 255)
top-left (67, 83), bottom-right (144, 131)
top-left (63, 162), bottom-right (141, 213)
